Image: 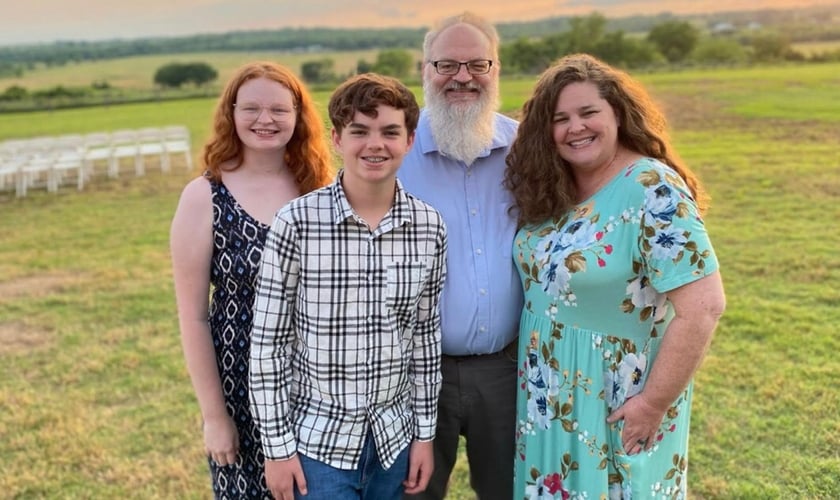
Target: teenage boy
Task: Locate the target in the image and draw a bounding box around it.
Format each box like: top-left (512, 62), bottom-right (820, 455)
top-left (249, 73), bottom-right (448, 500)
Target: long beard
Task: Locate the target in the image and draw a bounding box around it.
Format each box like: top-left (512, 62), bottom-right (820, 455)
top-left (423, 79), bottom-right (499, 165)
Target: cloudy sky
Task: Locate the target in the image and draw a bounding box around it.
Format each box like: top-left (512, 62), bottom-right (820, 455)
top-left (1, 0), bottom-right (834, 47)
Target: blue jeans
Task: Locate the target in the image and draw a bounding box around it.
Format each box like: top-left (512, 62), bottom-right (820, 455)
top-left (295, 432), bottom-right (410, 500)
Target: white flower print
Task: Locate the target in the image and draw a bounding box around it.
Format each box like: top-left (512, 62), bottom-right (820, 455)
top-left (626, 275), bottom-right (668, 321)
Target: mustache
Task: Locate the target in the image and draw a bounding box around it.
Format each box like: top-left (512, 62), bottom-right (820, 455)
top-left (445, 82), bottom-right (480, 91)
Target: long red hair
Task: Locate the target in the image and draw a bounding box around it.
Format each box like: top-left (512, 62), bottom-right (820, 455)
top-left (202, 61), bottom-right (332, 193)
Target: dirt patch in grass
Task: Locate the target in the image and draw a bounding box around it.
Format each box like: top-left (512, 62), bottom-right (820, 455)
top-left (0, 273), bottom-right (77, 355)
top-left (0, 321), bottom-right (52, 355)
top-left (0, 272), bottom-right (84, 300)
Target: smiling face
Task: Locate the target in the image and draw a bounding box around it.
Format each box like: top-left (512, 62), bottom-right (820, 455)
top-left (423, 23), bottom-right (498, 107)
top-left (332, 104), bottom-right (414, 190)
top-left (233, 76), bottom-right (297, 154)
top-left (552, 81), bottom-right (620, 173)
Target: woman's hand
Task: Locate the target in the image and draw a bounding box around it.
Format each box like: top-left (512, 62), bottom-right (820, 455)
top-left (203, 414), bottom-right (240, 466)
top-left (607, 393), bottom-right (667, 454)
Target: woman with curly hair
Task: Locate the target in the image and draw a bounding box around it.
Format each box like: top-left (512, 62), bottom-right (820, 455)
top-left (170, 61), bottom-right (332, 498)
top-left (504, 54), bottom-right (725, 498)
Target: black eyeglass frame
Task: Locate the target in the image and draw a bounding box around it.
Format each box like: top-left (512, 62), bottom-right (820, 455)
top-left (429, 59), bottom-right (494, 76)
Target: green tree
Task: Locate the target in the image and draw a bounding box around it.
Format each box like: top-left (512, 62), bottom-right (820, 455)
top-left (500, 36), bottom-right (558, 74)
top-left (183, 62), bottom-right (218, 86)
top-left (691, 38), bottom-right (747, 64)
top-left (153, 62), bottom-right (217, 88)
top-left (647, 20), bottom-right (700, 63)
top-left (0, 85), bottom-right (28, 101)
top-left (593, 32), bottom-right (663, 67)
top-left (371, 49), bottom-right (414, 78)
top-left (356, 59), bottom-right (373, 74)
top-left (301, 58), bottom-right (336, 84)
top-left (749, 31), bottom-right (793, 62)
top-left (566, 13), bottom-right (607, 54)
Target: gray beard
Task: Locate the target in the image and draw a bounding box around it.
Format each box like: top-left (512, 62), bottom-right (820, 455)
top-left (423, 80), bottom-right (499, 165)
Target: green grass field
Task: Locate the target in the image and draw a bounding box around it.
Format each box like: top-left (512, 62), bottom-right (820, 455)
top-left (1, 61), bottom-right (839, 498)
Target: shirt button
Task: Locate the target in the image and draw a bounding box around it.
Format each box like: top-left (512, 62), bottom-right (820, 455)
top-left (479, 326), bottom-right (487, 333)
top-left (470, 209), bottom-right (477, 216)
top-left (476, 248), bottom-right (483, 255)
top-left (479, 288), bottom-right (487, 295)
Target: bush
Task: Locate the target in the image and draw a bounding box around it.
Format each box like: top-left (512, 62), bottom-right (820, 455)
top-left (154, 62), bottom-right (218, 88)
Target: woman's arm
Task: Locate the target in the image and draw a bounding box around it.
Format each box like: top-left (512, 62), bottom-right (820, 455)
top-left (608, 270), bottom-right (725, 452)
top-left (171, 177), bottom-right (239, 466)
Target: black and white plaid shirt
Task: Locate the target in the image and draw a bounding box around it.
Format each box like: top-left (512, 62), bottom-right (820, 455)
top-left (249, 173), bottom-right (447, 470)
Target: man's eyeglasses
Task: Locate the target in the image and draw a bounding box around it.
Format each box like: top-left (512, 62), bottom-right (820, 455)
top-left (430, 59), bottom-right (493, 76)
top-left (233, 103), bottom-right (295, 120)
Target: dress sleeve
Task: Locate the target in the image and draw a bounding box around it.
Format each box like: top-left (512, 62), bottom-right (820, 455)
top-left (637, 162), bottom-right (719, 293)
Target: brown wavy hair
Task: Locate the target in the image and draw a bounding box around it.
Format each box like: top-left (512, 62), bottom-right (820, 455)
top-left (202, 61), bottom-right (332, 193)
top-left (504, 53), bottom-right (709, 227)
top-left (328, 73), bottom-right (420, 135)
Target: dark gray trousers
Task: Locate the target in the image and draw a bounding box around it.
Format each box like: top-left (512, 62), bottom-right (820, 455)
top-left (405, 344), bottom-right (518, 500)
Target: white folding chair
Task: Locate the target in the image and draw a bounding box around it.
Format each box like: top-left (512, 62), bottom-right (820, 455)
top-left (110, 129), bottom-right (142, 177)
top-left (17, 152), bottom-right (55, 197)
top-left (0, 154), bottom-right (26, 194)
top-left (83, 132), bottom-right (113, 179)
top-left (136, 127), bottom-right (167, 173)
top-left (162, 125), bottom-right (193, 172)
top-left (49, 144), bottom-right (86, 192)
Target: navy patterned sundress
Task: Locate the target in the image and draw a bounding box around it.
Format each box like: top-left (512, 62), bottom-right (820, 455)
top-left (207, 180), bottom-right (272, 499)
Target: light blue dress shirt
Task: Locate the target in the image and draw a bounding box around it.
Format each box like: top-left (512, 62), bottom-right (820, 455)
top-left (398, 109), bottom-right (524, 356)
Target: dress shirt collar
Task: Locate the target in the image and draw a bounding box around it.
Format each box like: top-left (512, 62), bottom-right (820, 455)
top-left (329, 169), bottom-right (413, 229)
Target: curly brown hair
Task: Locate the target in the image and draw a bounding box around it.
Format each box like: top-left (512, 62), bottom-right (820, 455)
top-left (202, 61), bottom-right (332, 193)
top-left (504, 53), bottom-right (709, 227)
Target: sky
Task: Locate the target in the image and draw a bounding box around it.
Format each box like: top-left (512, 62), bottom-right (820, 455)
top-left (1, 0), bottom-right (837, 47)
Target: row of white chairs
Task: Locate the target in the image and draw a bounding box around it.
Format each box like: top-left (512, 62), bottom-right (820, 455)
top-left (0, 125), bottom-right (193, 197)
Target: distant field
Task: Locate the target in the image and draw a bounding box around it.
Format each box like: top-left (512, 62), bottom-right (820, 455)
top-left (1, 62), bottom-right (839, 498)
top-left (0, 49), bottom-right (421, 91)
top-left (791, 39), bottom-right (840, 55)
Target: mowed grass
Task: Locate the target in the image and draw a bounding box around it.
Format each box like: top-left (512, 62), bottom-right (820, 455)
top-left (1, 61), bottom-right (839, 498)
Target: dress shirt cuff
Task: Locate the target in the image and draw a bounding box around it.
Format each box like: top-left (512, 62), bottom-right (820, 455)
top-left (414, 417), bottom-right (437, 442)
top-left (261, 431), bottom-right (298, 461)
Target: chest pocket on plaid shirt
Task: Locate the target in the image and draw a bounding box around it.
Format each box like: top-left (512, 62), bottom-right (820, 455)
top-left (385, 260), bottom-right (427, 313)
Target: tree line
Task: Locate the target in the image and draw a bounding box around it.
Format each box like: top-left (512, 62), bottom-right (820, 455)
top-left (1, 4), bottom-right (839, 74)
top-left (3, 9), bottom-right (840, 111)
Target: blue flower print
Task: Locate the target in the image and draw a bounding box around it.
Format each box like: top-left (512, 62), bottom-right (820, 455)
top-left (604, 352), bottom-right (647, 411)
top-left (540, 261), bottom-right (572, 297)
top-left (559, 219), bottom-right (599, 251)
top-left (650, 226), bottom-right (688, 261)
top-left (526, 349), bottom-right (562, 430)
top-left (644, 182), bottom-right (679, 225)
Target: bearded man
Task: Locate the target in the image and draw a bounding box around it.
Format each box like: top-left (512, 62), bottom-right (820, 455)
top-left (398, 11), bottom-right (523, 500)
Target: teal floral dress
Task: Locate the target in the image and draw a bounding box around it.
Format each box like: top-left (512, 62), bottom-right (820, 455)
top-left (512, 158), bottom-right (719, 499)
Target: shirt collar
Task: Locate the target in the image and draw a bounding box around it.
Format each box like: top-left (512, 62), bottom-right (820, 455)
top-left (330, 170), bottom-right (413, 228)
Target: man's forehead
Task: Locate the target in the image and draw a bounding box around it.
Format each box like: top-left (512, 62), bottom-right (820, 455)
top-left (430, 23), bottom-right (492, 55)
